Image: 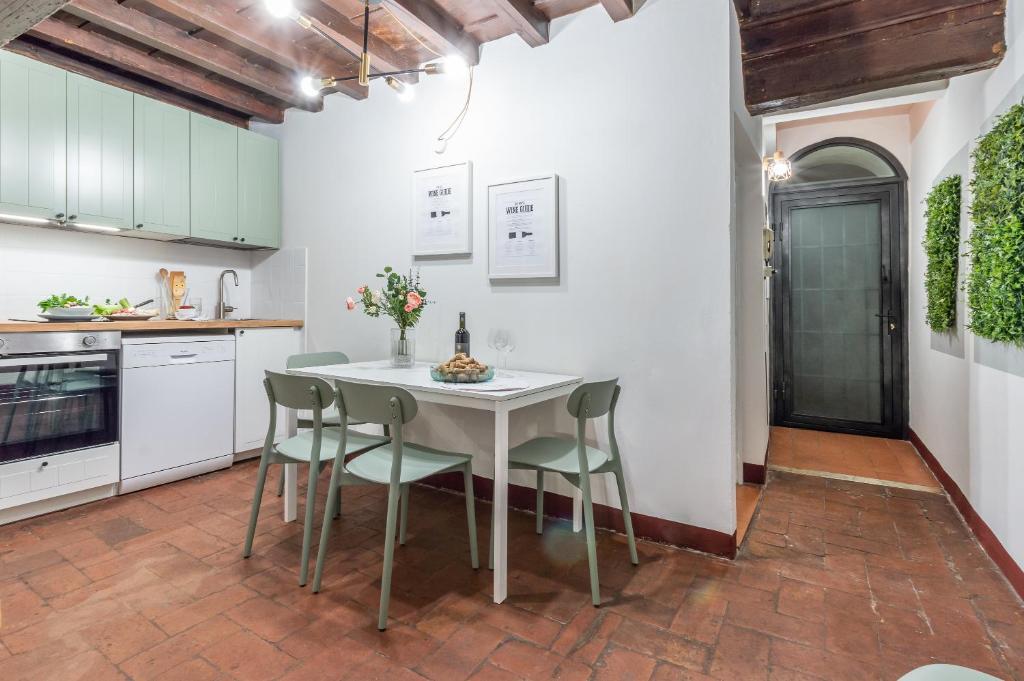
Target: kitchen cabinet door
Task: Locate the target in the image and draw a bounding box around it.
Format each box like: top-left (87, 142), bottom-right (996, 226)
top-left (0, 51), bottom-right (66, 223)
top-left (234, 327), bottom-right (302, 454)
top-left (238, 129), bottom-right (281, 248)
top-left (133, 94), bottom-right (189, 237)
top-left (67, 74), bottom-right (134, 231)
top-left (190, 113), bottom-right (238, 243)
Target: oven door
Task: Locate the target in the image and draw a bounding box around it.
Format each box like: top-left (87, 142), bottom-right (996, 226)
top-left (0, 351), bottom-right (119, 464)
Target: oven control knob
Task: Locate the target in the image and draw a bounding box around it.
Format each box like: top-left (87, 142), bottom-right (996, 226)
top-left (82, 335), bottom-right (97, 347)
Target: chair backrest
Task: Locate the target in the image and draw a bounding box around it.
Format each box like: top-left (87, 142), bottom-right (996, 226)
top-left (335, 380), bottom-right (418, 426)
top-left (264, 370), bottom-right (334, 411)
top-left (286, 351), bottom-right (350, 370)
top-left (566, 378), bottom-right (620, 419)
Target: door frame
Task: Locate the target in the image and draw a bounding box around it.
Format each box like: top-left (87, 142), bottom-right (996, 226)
top-left (769, 138), bottom-right (909, 439)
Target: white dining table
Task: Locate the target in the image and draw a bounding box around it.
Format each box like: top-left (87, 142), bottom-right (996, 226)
top-left (285, 360), bottom-right (582, 603)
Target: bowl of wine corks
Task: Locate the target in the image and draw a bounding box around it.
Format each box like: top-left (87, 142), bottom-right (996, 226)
top-left (430, 353), bottom-right (495, 383)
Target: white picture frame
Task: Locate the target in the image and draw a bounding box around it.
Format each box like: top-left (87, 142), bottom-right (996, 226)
top-left (412, 161), bottom-right (472, 256)
top-left (488, 173), bottom-right (559, 280)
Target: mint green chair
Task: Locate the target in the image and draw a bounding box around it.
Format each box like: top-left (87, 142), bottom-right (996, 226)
top-left (312, 380), bottom-right (479, 631)
top-left (276, 351), bottom-right (365, 497)
top-left (243, 371), bottom-right (388, 586)
top-left (492, 379), bottom-right (638, 606)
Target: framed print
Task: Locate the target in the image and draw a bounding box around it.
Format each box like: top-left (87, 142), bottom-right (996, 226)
top-left (488, 173), bottom-right (559, 279)
top-left (412, 161), bottom-right (472, 256)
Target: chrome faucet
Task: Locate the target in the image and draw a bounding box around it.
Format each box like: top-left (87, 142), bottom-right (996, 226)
top-left (218, 269), bottom-right (239, 319)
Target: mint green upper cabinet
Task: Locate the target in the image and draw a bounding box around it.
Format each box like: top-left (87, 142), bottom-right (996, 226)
top-left (190, 114), bottom-right (238, 243)
top-left (0, 52), bottom-right (67, 222)
top-left (67, 74), bottom-right (134, 231)
top-left (238, 129), bottom-right (280, 248)
top-left (133, 94), bottom-right (189, 237)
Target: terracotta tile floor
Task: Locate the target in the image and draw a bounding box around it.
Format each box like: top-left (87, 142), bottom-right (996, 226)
top-left (2, 462), bottom-right (1022, 681)
top-left (736, 484), bottom-right (762, 544)
top-left (769, 427), bottom-right (941, 491)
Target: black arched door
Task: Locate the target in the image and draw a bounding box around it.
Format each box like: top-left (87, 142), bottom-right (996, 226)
top-left (770, 139), bottom-right (908, 438)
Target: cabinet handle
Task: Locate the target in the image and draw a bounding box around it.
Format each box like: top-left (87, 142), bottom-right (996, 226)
top-left (55, 213), bottom-right (65, 220)
top-left (240, 237), bottom-right (246, 243)
top-left (136, 223), bottom-right (143, 230)
top-left (232, 237), bottom-right (239, 241)
top-left (40, 461), bottom-right (49, 468)
top-left (68, 215), bottom-right (78, 221)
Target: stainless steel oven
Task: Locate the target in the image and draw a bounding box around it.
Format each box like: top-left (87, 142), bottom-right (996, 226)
top-left (0, 332), bottom-right (120, 465)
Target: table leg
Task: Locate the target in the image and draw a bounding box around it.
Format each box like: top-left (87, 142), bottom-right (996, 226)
top-left (283, 407), bottom-right (298, 522)
top-left (492, 405), bottom-right (509, 604)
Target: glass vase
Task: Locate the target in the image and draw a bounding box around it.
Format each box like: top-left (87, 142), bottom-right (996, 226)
top-left (390, 327), bottom-right (416, 368)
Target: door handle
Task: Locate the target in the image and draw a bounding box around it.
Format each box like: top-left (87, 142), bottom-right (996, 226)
top-left (874, 313), bottom-right (897, 333)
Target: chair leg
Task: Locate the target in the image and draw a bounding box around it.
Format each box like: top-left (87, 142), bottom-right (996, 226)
top-left (298, 461), bottom-right (320, 587)
top-left (614, 469), bottom-right (639, 565)
top-left (579, 473), bottom-right (601, 607)
top-left (463, 464), bottom-right (479, 569)
top-left (399, 484), bottom-right (410, 546)
top-left (276, 468), bottom-right (285, 497)
top-left (378, 483), bottom-right (402, 631)
top-left (312, 459), bottom-right (345, 593)
top-left (333, 484), bottom-right (342, 519)
top-left (243, 456), bottom-right (272, 558)
top-left (535, 470), bottom-right (545, 535)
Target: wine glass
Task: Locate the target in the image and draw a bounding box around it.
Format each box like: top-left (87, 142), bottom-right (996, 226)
top-left (488, 329), bottom-right (516, 371)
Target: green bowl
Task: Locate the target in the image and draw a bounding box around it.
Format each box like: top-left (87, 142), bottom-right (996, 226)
top-left (430, 365), bottom-right (495, 383)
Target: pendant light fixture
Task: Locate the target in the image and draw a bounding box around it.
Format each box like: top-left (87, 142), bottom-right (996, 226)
top-left (264, 0), bottom-right (469, 100)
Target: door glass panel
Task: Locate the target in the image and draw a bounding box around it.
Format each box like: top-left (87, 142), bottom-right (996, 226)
top-left (790, 202), bottom-right (882, 423)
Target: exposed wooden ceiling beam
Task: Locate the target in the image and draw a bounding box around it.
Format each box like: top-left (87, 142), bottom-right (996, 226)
top-left (64, 0), bottom-right (320, 112)
top-left (5, 37), bottom-right (250, 127)
top-left (599, 0), bottom-right (645, 22)
top-left (742, 0), bottom-right (1006, 114)
top-left (491, 0), bottom-right (548, 46)
top-left (140, 0), bottom-right (367, 100)
top-left (29, 17), bottom-right (285, 122)
top-left (381, 0), bottom-right (480, 65)
top-left (299, 1), bottom-right (418, 79)
top-left (0, 0), bottom-right (68, 47)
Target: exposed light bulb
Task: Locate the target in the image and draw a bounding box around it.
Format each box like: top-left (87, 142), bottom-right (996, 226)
top-left (386, 76), bottom-right (415, 102)
top-left (264, 0), bottom-right (296, 19)
top-left (299, 75), bottom-right (321, 98)
top-left (440, 54), bottom-right (468, 77)
top-left (424, 54), bottom-right (469, 78)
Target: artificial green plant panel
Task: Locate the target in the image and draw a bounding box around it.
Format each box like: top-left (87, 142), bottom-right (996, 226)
top-left (923, 175), bottom-right (962, 332)
top-left (969, 102), bottom-right (1024, 344)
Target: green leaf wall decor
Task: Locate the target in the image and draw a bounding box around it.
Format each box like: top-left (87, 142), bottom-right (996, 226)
top-left (923, 175), bottom-right (962, 332)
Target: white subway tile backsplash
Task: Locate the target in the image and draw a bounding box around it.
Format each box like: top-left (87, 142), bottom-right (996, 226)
top-left (252, 247), bottom-right (307, 321)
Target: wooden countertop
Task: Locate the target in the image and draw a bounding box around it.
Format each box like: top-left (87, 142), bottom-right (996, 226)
top-left (0, 319), bottom-right (304, 333)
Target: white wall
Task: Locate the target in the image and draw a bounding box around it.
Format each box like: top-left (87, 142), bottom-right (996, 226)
top-left (907, 0), bottom-right (1024, 569)
top-left (731, 9), bottom-right (770, 476)
top-left (257, 0), bottom-right (739, 535)
top-left (0, 223), bottom-right (252, 320)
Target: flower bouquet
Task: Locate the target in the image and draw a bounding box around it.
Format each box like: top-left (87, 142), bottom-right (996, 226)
top-left (347, 266), bottom-right (428, 367)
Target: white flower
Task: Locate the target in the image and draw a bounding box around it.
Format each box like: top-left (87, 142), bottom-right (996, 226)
top-left (372, 290), bottom-right (383, 304)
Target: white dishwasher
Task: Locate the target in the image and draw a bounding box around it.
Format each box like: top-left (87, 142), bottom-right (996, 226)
top-left (120, 335), bottom-right (235, 493)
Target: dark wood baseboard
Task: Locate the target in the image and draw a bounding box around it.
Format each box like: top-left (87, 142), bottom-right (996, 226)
top-left (908, 428), bottom-right (1024, 600)
top-left (742, 442), bottom-right (770, 485)
top-left (419, 472), bottom-right (737, 559)
top-left (743, 463), bottom-right (766, 485)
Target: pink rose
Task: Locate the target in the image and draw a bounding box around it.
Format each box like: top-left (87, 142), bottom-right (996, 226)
top-left (406, 291), bottom-right (422, 309)
top-left (357, 286), bottom-right (366, 294)
top-left (404, 303), bottom-right (414, 313)
top-left (346, 297), bottom-right (356, 311)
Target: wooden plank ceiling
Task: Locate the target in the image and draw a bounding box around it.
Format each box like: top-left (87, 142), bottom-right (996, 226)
top-left (0, 0), bottom-right (641, 127)
top-left (734, 0), bottom-right (1008, 115)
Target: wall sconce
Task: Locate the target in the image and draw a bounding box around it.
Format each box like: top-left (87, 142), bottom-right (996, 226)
top-left (763, 151), bottom-right (793, 182)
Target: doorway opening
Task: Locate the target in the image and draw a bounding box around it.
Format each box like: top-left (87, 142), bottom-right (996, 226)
top-left (769, 138), bottom-right (909, 440)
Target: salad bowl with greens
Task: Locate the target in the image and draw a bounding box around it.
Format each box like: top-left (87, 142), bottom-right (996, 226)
top-left (37, 294), bottom-right (96, 319)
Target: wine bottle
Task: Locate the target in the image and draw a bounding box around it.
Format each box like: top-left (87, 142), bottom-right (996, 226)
top-left (455, 312), bottom-right (470, 356)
